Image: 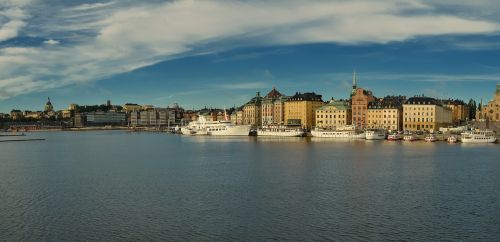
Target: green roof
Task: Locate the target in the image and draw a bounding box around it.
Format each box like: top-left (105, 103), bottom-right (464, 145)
top-left (317, 100), bottom-right (349, 111)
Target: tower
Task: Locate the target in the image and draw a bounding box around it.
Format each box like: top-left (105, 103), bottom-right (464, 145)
top-left (44, 97), bottom-right (53, 112)
top-left (351, 69), bottom-right (357, 96)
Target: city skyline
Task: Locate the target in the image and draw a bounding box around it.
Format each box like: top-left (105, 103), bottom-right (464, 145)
top-left (2, 0), bottom-right (500, 112)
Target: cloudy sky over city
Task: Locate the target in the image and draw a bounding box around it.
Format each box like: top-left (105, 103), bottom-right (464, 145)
top-left (1, 0), bottom-right (500, 111)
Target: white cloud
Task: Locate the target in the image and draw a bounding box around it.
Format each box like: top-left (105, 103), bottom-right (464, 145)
top-left (1, 0), bottom-right (500, 99)
top-left (43, 39), bottom-right (60, 45)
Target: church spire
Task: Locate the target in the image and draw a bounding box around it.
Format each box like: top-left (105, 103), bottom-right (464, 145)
top-left (351, 69), bottom-right (357, 96)
top-left (352, 69), bottom-right (357, 87)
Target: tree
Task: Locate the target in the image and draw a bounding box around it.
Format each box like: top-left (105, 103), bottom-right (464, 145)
top-left (467, 99), bottom-right (477, 120)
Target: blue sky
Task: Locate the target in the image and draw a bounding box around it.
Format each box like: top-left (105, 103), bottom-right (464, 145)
top-left (1, 0), bottom-right (500, 112)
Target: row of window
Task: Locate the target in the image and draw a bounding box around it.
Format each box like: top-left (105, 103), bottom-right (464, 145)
top-left (405, 117), bottom-right (433, 122)
top-left (317, 115), bottom-right (347, 118)
top-left (404, 124), bottom-right (434, 129)
top-left (404, 106), bottom-right (434, 111)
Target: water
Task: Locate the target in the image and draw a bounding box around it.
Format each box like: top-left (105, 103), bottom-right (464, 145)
top-left (1, 131), bottom-right (499, 241)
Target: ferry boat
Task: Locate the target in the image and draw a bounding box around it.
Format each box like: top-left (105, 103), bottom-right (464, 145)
top-left (447, 135), bottom-right (458, 143)
top-left (365, 129), bottom-right (386, 140)
top-left (387, 133), bottom-right (402, 141)
top-left (460, 130), bottom-right (497, 143)
top-left (311, 125), bottom-right (365, 139)
top-left (257, 125), bottom-right (304, 137)
top-left (403, 134), bottom-right (418, 141)
top-left (424, 134), bottom-right (437, 142)
top-left (181, 116), bottom-right (251, 136)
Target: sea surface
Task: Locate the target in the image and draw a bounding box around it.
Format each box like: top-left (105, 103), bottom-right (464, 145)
top-left (0, 131), bottom-right (499, 241)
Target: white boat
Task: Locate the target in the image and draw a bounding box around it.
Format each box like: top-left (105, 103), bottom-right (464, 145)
top-left (447, 135), bottom-right (458, 143)
top-left (403, 134), bottom-right (418, 141)
top-left (311, 125), bottom-right (365, 139)
top-left (181, 116), bottom-right (251, 136)
top-left (460, 130), bottom-right (497, 143)
top-left (257, 125), bottom-right (304, 137)
top-left (365, 129), bottom-right (386, 140)
top-left (424, 134), bottom-right (437, 142)
top-left (387, 134), bottom-right (402, 141)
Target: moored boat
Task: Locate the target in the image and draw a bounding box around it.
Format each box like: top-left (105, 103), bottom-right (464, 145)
top-left (424, 134), bottom-right (437, 142)
top-left (403, 134), bottom-right (418, 141)
top-left (311, 125), bottom-right (365, 139)
top-left (387, 133), bottom-right (402, 141)
top-left (365, 129), bottom-right (386, 140)
top-left (460, 130), bottom-right (497, 143)
top-left (257, 125), bottom-right (304, 137)
top-left (447, 135), bottom-right (458, 143)
top-left (180, 115), bottom-right (251, 136)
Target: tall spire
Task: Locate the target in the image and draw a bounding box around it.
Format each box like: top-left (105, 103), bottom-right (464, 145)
top-left (350, 69), bottom-right (357, 96)
top-left (352, 69), bottom-right (357, 87)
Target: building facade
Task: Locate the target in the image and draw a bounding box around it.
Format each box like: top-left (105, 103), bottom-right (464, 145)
top-left (403, 96), bottom-right (452, 131)
top-left (476, 84), bottom-right (500, 122)
top-left (284, 92), bottom-right (324, 130)
top-left (315, 99), bottom-right (351, 129)
top-left (366, 96), bottom-right (405, 131)
top-left (442, 99), bottom-right (469, 124)
top-left (130, 108), bottom-right (169, 127)
top-left (86, 111), bottom-right (127, 126)
top-left (350, 72), bottom-right (375, 129)
top-left (243, 92), bottom-right (263, 127)
top-left (261, 88), bottom-right (286, 125)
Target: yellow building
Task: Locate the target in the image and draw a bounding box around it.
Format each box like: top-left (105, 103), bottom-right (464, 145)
top-left (367, 96), bottom-right (405, 131)
top-left (261, 88), bottom-right (288, 125)
top-left (123, 103), bottom-right (142, 113)
top-left (442, 99), bottom-right (469, 124)
top-left (477, 84), bottom-right (500, 121)
top-left (242, 92), bottom-right (262, 127)
top-left (284, 92), bottom-right (324, 130)
top-left (315, 99), bottom-right (351, 129)
top-left (403, 96), bottom-right (452, 131)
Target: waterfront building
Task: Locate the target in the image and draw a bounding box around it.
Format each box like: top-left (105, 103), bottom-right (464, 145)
top-left (24, 111), bottom-right (43, 120)
top-left (236, 109), bottom-right (244, 125)
top-left (442, 99), bottom-right (469, 124)
top-left (62, 110), bottom-right (72, 119)
top-left (86, 111), bottom-right (127, 126)
top-left (130, 108), bottom-right (171, 127)
top-left (403, 96), bottom-right (452, 131)
top-left (44, 97), bottom-right (54, 112)
top-left (367, 96), bottom-right (405, 131)
top-left (315, 99), bottom-right (351, 129)
top-left (476, 84), bottom-right (500, 122)
top-left (284, 92), bottom-right (324, 130)
top-left (123, 103), bottom-right (142, 113)
top-left (243, 92), bottom-right (263, 127)
top-left (68, 104), bottom-right (78, 111)
top-left (261, 88), bottom-right (288, 125)
top-left (167, 103), bottom-right (184, 125)
top-left (350, 71), bottom-right (375, 129)
top-left (10, 110), bottom-right (23, 120)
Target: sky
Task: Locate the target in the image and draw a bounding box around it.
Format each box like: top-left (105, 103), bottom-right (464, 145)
top-left (1, 0), bottom-right (500, 112)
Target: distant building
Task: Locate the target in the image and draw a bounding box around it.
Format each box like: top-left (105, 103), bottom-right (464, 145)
top-left (315, 99), bottom-right (351, 129)
top-left (367, 96), bottom-right (405, 131)
top-left (44, 97), bottom-right (54, 113)
top-left (350, 71), bottom-right (375, 129)
top-left (284, 92), bottom-right (324, 129)
top-left (261, 88), bottom-right (288, 125)
top-left (442, 99), bottom-right (469, 124)
top-left (122, 103), bottom-right (142, 113)
top-left (10, 110), bottom-right (23, 120)
top-left (130, 108), bottom-right (169, 127)
top-left (86, 111), bottom-right (127, 126)
top-left (476, 84), bottom-right (500, 122)
top-left (243, 92), bottom-right (263, 127)
top-left (403, 96), bottom-right (452, 131)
